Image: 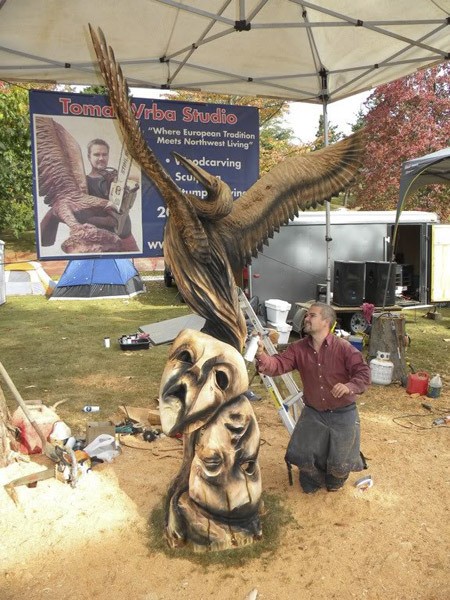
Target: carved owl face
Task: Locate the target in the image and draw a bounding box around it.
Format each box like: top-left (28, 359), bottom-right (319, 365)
top-left (159, 329), bottom-right (249, 436)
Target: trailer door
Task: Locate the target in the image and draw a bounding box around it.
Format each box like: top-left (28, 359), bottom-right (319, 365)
top-left (431, 224), bottom-right (450, 302)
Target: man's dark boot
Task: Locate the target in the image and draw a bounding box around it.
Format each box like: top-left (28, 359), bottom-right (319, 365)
top-left (299, 471), bottom-right (321, 494)
top-left (326, 474), bottom-right (348, 492)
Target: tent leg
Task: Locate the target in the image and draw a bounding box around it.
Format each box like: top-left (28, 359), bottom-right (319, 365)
top-left (322, 100), bottom-right (332, 304)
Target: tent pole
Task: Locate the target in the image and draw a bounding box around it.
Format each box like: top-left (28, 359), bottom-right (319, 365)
top-left (322, 99), bottom-right (331, 304)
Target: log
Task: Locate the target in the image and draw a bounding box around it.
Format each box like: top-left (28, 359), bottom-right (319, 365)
top-left (368, 314), bottom-right (408, 383)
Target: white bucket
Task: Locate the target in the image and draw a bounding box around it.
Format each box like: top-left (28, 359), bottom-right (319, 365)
top-left (267, 321), bottom-right (293, 344)
top-left (265, 299), bottom-right (291, 324)
top-left (370, 351), bottom-right (394, 385)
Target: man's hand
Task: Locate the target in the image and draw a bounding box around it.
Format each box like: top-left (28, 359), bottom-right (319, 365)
top-left (255, 336), bottom-right (265, 358)
top-left (331, 383), bottom-right (351, 398)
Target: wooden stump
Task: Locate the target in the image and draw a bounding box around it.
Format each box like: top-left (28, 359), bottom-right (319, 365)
top-left (368, 314), bottom-right (408, 383)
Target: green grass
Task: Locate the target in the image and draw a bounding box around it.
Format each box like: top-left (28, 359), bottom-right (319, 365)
top-left (400, 307), bottom-right (450, 377)
top-left (1, 281), bottom-right (448, 434)
top-left (1, 273), bottom-right (448, 567)
top-left (147, 492), bottom-right (292, 566)
top-left (0, 230), bottom-right (37, 256)
top-left (0, 281), bottom-right (188, 432)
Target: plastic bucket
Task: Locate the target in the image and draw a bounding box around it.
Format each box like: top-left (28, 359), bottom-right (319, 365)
top-left (265, 299), bottom-right (291, 324)
top-left (406, 372), bottom-right (429, 395)
top-left (349, 335), bottom-right (364, 351)
top-left (267, 321), bottom-right (293, 344)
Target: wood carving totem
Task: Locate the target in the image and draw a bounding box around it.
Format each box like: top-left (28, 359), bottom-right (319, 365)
top-left (89, 26), bottom-right (363, 551)
top-left (159, 330), bottom-right (262, 550)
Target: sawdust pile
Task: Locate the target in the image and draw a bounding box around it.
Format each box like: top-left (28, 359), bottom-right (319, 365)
top-left (1, 384), bottom-right (448, 600)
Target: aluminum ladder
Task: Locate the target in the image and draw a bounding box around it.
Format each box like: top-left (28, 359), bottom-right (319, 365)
top-left (238, 288), bottom-right (304, 434)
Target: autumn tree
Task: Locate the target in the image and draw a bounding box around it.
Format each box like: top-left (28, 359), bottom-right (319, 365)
top-left (0, 83), bottom-right (35, 235)
top-left (350, 64), bottom-right (450, 221)
top-left (311, 114), bottom-right (344, 151)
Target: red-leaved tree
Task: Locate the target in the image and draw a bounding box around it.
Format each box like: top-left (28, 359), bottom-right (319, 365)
top-left (351, 64), bottom-right (450, 221)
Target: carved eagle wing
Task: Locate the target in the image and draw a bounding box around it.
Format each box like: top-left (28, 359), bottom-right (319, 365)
top-left (89, 25), bottom-right (363, 272)
top-left (89, 25), bottom-right (212, 264)
top-left (219, 130), bottom-right (364, 269)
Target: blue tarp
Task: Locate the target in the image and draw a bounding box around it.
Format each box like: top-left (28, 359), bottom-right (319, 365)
top-left (51, 258), bottom-right (144, 299)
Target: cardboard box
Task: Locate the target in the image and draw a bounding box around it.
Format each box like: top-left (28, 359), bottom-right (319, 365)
top-left (86, 421), bottom-right (116, 445)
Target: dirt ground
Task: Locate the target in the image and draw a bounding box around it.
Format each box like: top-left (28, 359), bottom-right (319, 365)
top-left (1, 381), bottom-right (449, 600)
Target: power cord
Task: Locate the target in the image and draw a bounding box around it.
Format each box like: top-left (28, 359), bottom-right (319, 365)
top-left (392, 403), bottom-right (450, 430)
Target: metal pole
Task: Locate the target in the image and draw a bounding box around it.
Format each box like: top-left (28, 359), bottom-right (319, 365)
top-left (322, 99), bottom-right (331, 304)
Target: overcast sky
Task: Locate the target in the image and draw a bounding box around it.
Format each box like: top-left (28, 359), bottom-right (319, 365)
top-left (286, 91), bottom-right (370, 143)
top-left (130, 87), bottom-right (371, 145)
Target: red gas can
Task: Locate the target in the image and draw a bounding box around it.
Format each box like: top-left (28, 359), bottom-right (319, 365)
top-left (406, 372), bottom-right (429, 395)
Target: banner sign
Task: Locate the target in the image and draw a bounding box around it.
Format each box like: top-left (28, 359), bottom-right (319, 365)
top-left (29, 90), bottom-right (259, 260)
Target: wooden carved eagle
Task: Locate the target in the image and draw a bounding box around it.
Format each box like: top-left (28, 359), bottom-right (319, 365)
top-left (90, 26), bottom-right (364, 351)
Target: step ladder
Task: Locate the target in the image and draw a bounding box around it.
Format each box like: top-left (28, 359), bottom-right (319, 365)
top-left (238, 288), bottom-right (304, 434)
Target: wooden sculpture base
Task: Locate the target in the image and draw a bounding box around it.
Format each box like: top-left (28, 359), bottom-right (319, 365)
top-left (166, 492), bottom-right (263, 553)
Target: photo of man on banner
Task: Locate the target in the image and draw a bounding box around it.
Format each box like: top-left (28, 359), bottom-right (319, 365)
top-left (34, 114), bottom-right (142, 257)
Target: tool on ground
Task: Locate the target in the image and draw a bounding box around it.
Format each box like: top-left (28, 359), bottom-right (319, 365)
top-left (433, 416), bottom-right (450, 426)
top-left (3, 445), bottom-right (89, 504)
top-left (7, 467), bottom-right (55, 489)
top-left (238, 288), bottom-right (303, 434)
top-left (0, 361), bottom-right (59, 460)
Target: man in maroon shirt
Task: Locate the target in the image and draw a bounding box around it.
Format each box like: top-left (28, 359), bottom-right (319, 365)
top-left (255, 302), bottom-right (371, 493)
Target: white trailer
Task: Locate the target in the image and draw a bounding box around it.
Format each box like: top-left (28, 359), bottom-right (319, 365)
top-left (249, 210), bottom-right (449, 326)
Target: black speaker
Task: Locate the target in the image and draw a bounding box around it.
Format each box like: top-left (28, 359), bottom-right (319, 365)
top-left (365, 261), bottom-right (396, 306)
top-left (333, 261), bottom-right (365, 306)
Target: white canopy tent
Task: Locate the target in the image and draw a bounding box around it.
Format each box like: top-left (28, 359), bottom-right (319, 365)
top-left (1, 1), bottom-right (448, 102)
top-left (1, 0), bottom-right (449, 300)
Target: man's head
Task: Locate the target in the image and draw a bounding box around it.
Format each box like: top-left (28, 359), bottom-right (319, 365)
top-left (304, 302), bottom-right (336, 336)
top-left (87, 139), bottom-right (110, 172)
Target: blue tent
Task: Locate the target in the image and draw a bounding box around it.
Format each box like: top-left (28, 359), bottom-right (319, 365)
top-left (50, 258), bottom-right (144, 300)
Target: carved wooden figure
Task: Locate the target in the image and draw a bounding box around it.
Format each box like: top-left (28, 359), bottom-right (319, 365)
top-left (159, 330), bottom-right (262, 551)
top-left (89, 26), bottom-right (364, 551)
top-left (35, 116), bottom-right (138, 254)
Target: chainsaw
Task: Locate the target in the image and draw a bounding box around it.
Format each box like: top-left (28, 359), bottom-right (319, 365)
top-left (4, 447), bottom-right (91, 505)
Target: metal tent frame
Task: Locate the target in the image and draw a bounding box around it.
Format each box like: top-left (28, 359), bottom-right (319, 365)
top-left (384, 146), bottom-right (450, 306)
top-left (1, 1), bottom-right (449, 301)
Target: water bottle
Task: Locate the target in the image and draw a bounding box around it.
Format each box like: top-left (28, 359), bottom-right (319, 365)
top-left (83, 405), bottom-right (100, 413)
top-left (427, 374), bottom-right (442, 399)
top-left (244, 335), bottom-right (259, 362)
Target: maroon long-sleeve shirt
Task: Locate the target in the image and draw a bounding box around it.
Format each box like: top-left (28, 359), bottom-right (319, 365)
top-left (256, 334), bottom-right (371, 411)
